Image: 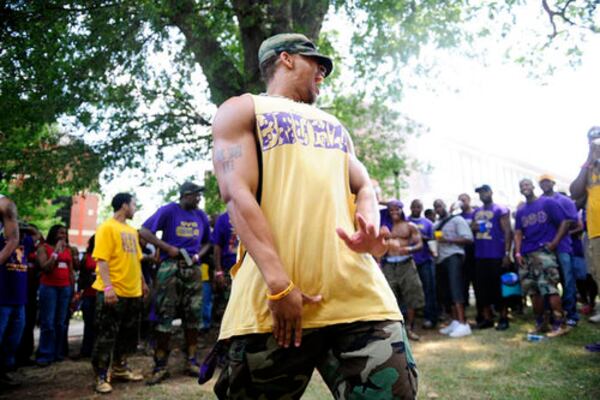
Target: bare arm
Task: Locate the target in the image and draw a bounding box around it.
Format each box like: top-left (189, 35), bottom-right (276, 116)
top-left (548, 220), bottom-right (570, 252)
top-left (97, 259), bottom-right (118, 305)
top-left (213, 95), bottom-right (289, 292)
top-left (0, 197), bottom-right (19, 265)
top-left (408, 223), bottom-right (423, 253)
top-left (336, 154), bottom-right (389, 257)
top-left (212, 95), bottom-right (320, 348)
top-left (500, 214), bottom-right (513, 267)
top-left (139, 227), bottom-right (179, 258)
top-left (570, 146), bottom-right (592, 199)
top-left (37, 245), bottom-right (57, 273)
top-left (514, 229), bottom-right (523, 265)
top-left (349, 155), bottom-right (380, 232)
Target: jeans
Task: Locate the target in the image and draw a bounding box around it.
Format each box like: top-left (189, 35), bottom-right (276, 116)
top-left (0, 304), bottom-right (25, 369)
top-left (80, 296), bottom-right (96, 357)
top-left (202, 281), bottom-right (213, 329)
top-left (416, 259), bottom-right (437, 324)
top-left (36, 284), bottom-right (72, 363)
top-left (557, 252), bottom-right (579, 321)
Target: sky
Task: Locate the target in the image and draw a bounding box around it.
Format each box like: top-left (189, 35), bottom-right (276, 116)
top-left (97, 4), bottom-right (600, 225)
top-left (400, 40), bottom-right (600, 181)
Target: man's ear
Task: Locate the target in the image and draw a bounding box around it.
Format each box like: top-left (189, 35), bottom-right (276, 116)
top-left (279, 51), bottom-right (294, 70)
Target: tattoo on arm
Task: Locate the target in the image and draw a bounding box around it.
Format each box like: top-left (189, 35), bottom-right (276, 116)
top-left (215, 145), bottom-right (243, 174)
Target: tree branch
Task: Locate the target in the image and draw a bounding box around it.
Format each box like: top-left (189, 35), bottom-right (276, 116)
top-left (165, 0), bottom-right (245, 105)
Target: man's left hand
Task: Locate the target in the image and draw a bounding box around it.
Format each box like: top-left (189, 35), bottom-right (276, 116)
top-left (336, 213), bottom-right (390, 257)
top-left (142, 281), bottom-right (150, 300)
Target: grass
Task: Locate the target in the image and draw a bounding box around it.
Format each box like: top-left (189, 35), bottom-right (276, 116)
top-left (5, 310), bottom-right (599, 399)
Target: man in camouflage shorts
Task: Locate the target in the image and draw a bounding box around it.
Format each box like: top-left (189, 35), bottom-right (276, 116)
top-left (140, 182), bottom-right (211, 384)
top-left (519, 250), bottom-right (561, 298)
top-left (215, 320), bottom-right (417, 399)
top-left (514, 179), bottom-right (570, 337)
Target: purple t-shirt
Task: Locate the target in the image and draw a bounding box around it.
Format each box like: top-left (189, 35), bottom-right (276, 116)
top-left (515, 197), bottom-right (565, 255)
top-left (0, 233), bottom-right (29, 305)
top-left (461, 210), bottom-right (475, 225)
top-left (408, 216), bottom-right (433, 264)
top-left (548, 193), bottom-right (578, 254)
top-left (211, 212), bottom-right (239, 271)
top-left (473, 204), bottom-right (510, 259)
top-left (142, 202), bottom-right (210, 261)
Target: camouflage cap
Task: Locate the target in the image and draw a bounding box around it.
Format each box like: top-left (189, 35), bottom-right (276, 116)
top-left (258, 33), bottom-right (333, 77)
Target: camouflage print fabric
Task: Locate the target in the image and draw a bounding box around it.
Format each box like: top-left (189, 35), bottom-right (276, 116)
top-left (154, 259), bottom-right (202, 333)
top-left (91, 293), bottom-right (142, 373)
top-left (215, 320), bottom-right (418, 400)
top-left (519, 249), bottom-right (560, 297)
top-left (382, 258), bottom-right (425, 310)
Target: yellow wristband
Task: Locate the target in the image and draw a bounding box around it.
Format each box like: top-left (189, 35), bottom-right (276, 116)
top-left (266, 281), bottom-right (295, 301)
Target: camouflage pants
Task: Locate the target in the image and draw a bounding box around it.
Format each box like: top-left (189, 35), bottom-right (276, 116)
top-left (215, 320), bottom-right (418, 400)
top-left (519, 249), bottom-right (560, 297)
top-left (91, 293), bottom-right (142, 373)
top-left (155, 259), bottom-right (202, 333)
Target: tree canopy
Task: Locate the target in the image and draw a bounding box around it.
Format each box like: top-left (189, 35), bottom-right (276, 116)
top-left (1, 0), bottom-right (598, 209)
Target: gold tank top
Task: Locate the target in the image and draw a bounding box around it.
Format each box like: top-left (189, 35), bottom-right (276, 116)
top-left (218, 94), bottom-right (402, 340)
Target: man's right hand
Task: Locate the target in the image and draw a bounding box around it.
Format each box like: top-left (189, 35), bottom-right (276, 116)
top-left (104, 288), bottom-right (118, 305)
top-left (167, 245), bottom-right (180, 259)
top-left (515, 253), bottom-right (524, 267)
top-left (268, 285), bottom-right (322, 348)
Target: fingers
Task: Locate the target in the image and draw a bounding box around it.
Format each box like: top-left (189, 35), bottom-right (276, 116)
top-left (294, 317), bottom-right (302, 347)
top-left (356, 213), bottom-right (368, 233)
top-left (301, 292), bottom-right (323, 304)
top-left (272, 314), bottom-right (280, 342)
top-left (283, 319), bottom-right (292, 348)
top-left (336, 227), bottom-right (352, 244)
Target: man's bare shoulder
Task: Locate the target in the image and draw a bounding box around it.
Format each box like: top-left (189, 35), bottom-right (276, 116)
top-left (0, 196), bottom-right (16, 217)
top-left (213, 94), bottom-right (255, 133)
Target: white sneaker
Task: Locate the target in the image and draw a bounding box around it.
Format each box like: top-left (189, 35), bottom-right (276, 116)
top-left (449, 323), bottom-right (472, 338)
top-left (589, 312), bottom-right (600, 323)
top-left (439, 320), bottom-right (460, 335)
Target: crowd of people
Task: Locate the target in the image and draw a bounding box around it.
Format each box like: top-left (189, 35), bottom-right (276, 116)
top-left (1, 31), bottom-right (599, 399)
top-left (377, 175), bottom-right (599, 342)
top-left (0, 185), bottom-right (240, 393)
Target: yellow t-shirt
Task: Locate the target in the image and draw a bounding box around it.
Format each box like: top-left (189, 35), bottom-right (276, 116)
top-left (218, 94), bottom-right (401, 340)
top-left (92, 218), bottom-right (143, 297)
top-left (587, 166), bottom-right (600, 238)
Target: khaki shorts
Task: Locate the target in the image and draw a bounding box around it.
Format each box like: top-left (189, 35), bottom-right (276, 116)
top-left (588, 236), bottom-right (600, 283)
top-left (382, 258), bottom-right (425, 310)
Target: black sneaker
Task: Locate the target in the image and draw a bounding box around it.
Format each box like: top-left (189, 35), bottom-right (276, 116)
top-left (476, 320), bottom-right (494, 330)
top-left (495, 319), bottom-right (509, 331)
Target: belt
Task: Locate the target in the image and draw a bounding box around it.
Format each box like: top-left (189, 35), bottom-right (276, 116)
top-left (384, 255), bottom-right (412, 264)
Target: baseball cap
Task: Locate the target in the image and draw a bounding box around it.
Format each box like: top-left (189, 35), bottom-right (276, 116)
top-left (588, 126), bottom-right (600, 141)
top-left (179, 181), bottom-right (204, 197)
top-left (538, 174), bottom-right (555, 183)
top-left (258, 33), bottom-right (333, 77)
top-left (475, 184), bottom-right (492, 193)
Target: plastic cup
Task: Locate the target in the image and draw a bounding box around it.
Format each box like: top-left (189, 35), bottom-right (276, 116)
top-left (434, 230), bottom-right (443, 240)
top-left (427, 240), bottom-right (438, 257)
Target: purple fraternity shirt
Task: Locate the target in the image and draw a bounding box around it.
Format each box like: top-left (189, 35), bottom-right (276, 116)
top-left (0, 233), bottom-right (29, 305)
top-left (473, 203), bottom-right (509, 259)
top-left (461, 210), bottom-right (475, 224)
top-left (515, 197), bottom-right (565, 255)
top-left (408, 216), bottom-right (433, 264)
top-left (142, 202), bottom-right (210, 261)
top-left (549, 193), bottom-right (578, 254)
top-left (211, 212), bottom-right (239, 271)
